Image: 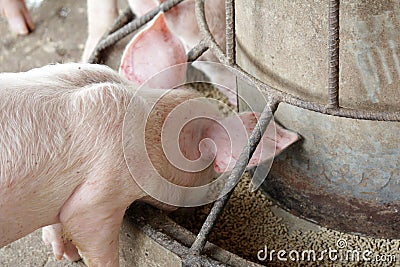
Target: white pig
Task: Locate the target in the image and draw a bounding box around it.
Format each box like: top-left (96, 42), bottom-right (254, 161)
top-left (124, 0), bottom-right (237, 105)
top-left (118, 9), bottom-right (237, 105)
top-left (82, 0), bottom-right (226, 64)
top-left (78, 0), bottom-right (233, 103)
top-left (0, 62), bottom-right (299, 266)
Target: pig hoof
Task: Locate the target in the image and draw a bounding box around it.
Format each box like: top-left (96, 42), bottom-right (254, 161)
top-left (63, 240), bottom-right (81, 262)
top-left (0, 0), bottom-right (35, 35)
top-left (42, 224), bottom-right (81, 262)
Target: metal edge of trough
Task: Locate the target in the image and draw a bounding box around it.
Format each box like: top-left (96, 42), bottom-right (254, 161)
top-left (126, 202), bottom-right (264, 267)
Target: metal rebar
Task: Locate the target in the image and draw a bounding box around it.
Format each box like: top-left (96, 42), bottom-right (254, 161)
top-left (234, 63), bottom-right (400, 121)
top-left (88, 0), bottom-right (185, 63)
top-left (225, 0), bottom-right (235, 65)
top-left (195, 0), bottom-right (227, 65)
top-left (189, 99), bottom-right (279, 255)
top-left (126, 204), bottom-right (229, 267)
top-left (186, 40), bottom-right (209, 62)
top-left (108, 7), bottom-right (136, 35)
top-left (88, 7), bottom-right (135, 64)
top-left (328, 0), bottom-right (340, 108)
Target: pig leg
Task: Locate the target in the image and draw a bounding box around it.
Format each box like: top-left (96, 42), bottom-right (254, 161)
top-left (60, 205), bottom-right (126, 266)
top-left (0, 0), bottom-right (34, 35)
top-left (42, 224), bottom-right (81, 262)
top-left (56, 168), bottom-right (141, 266)
top-left (62, 215), bottom-right (124, 266)
top-left (82, 0), bottom-right (118, 62)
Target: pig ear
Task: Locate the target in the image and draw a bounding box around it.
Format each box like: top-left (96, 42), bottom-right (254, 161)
top-left (206, 112), bottom-right (299, 174)
top-left (119, 13), bottom-right (187, 89)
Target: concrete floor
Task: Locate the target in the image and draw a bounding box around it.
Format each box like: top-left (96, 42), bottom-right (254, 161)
top-left (0, 229), bottom-right (86, 267)
top-left (0, 0), bottom-right (86, 72)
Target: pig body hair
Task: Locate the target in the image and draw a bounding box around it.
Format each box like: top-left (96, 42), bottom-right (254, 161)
top-left (0, 63), bottom-right (215, 265)
top-left (0, 64), bottom-right (140, 251)
top-left (0, 63), bottom-right (129, 185)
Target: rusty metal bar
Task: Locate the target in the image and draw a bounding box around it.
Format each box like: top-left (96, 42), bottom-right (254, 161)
top-left (225, 0), bottom-right (235, 65)
top-left (88, 7), bottom-right (135, 64)
top-left (88, 0), bottom-right (185, 63)
top-left (188, 99), bottom-right (279, 257)
top-left (186, 40), bottom-right (209, 62)
top-left (126, 205), bottom-right (230, 267)
top-left (195, 0), bottom-right (227, 65)
top-left (328, 0), bottom-right (340, 108)
top-left (107, 7), bottom-right (135, 35)
top-left (232, 63), bottom-right (400, 121)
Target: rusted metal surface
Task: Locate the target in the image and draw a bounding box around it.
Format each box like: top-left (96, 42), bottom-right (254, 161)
top-left (263, 104), bottom-right (400, 238)
top-left (261, 162), bottom-right (400, 238)
top-left (233, 0), bottom-right (400, 238)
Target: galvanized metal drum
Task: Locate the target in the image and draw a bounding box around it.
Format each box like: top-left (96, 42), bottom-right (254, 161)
top-left (236, 0), bottom-right (400, 238)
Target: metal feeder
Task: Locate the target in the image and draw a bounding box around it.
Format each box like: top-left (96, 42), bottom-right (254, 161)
top-left (88, 0), bottom-right (400, 265)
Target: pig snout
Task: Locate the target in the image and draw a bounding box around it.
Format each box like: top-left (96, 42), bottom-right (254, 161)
top-left (0, 0), bottom-right (35, 35)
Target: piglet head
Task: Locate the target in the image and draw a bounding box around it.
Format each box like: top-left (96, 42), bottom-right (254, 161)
top-left (119, 13), bottom-right (187, 89)
top-left (123, 87), bottom-right (300, 207)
